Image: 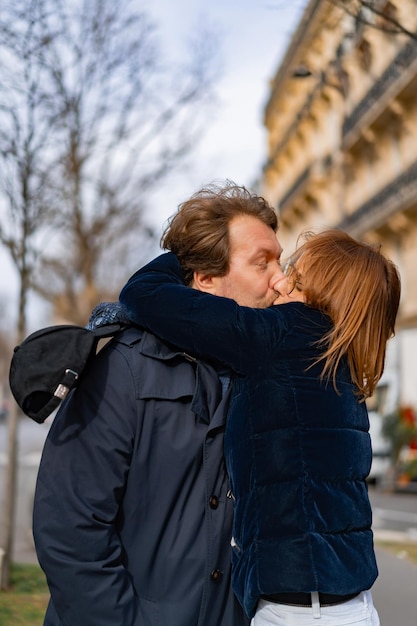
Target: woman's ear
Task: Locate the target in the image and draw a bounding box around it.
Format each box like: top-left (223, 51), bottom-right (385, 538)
top-left (192, 270), bottom-right (217, 294)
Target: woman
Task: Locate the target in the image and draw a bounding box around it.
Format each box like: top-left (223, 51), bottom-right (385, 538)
top-left (119, 229), bottom-right (401, 625)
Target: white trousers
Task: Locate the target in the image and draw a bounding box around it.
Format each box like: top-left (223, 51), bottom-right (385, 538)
top-left (251, 591), bottom-right (380, 626)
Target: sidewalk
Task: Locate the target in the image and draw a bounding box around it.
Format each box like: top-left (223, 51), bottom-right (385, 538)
top-left (373, 546), bottom-right (417, 626)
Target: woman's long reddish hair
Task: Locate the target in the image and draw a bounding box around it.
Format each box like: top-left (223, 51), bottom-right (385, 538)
top-left (291, 230), bottom-right (401, 400)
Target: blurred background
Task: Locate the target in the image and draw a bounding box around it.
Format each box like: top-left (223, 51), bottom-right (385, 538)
top-left (1, 0), bottom-right (417, 622)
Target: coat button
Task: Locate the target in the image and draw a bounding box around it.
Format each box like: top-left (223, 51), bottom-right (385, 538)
top-left (209, 495), bottom-right (219, 509)
top-left (210, 569), bottom-right (222, 582)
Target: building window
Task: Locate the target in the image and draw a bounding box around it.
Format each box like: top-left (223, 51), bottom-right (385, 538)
top-left (357, 39), bottom-right (372, 72)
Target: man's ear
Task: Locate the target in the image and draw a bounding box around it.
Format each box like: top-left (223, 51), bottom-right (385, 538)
top-left (192, 270), bottom-right (217, 294)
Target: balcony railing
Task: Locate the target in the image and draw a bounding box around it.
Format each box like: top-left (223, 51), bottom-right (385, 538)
top-left (278, 153), bottom-right (334, 213)
top-left (279, 166), bottom-right (310, 211)
top-left (343, 39), bottom-right (417, 144)
top-left (338, 160), bottom-right (417, 235)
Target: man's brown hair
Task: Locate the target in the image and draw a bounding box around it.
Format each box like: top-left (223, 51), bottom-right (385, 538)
top-left (161, 181), bottom-right (278, 285)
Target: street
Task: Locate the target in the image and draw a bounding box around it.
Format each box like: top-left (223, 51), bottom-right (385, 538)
top-left (368, 486), bottom-right (417, 625)
top-left (373, 546), bottom-right (416, 625)
top-left (0, 417), bottom-right (416, 624)
top-left (370, 487), bottom-right (417, 540)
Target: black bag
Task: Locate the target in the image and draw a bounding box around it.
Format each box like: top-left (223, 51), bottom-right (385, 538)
top-left (9, 323), bottom-right (126, 424)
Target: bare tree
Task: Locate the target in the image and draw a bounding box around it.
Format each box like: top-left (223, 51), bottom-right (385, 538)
top-left (328, 0), bottom-right (417, 39)
top-left (29, 0), bottom-right (220, 324)
top-left (0, 0), bottom-right (219, 587)
top-left (0, 0), bottom-right (61, 588)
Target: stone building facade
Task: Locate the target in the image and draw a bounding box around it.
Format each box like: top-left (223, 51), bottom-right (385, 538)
top-left (260, 0), bottom-right (417, 411)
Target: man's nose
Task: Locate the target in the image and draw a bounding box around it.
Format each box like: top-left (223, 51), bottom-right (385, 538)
top-left (269, 265), bottom-right (285, 291)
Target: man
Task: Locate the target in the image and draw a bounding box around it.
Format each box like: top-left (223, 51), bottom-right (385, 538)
top-left (33, 182), bottom-right (284, 626)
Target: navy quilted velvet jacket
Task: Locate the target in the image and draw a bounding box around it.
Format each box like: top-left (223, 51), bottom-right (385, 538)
top-left (120, 253), bottom-right (378, 619)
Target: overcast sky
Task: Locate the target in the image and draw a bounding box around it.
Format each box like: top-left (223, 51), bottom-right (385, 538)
top-left (143, 0), bottom-right (308, 227)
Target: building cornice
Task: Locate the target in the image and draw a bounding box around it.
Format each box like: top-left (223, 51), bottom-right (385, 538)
top-left (264, 0), bottom-right (324, 124)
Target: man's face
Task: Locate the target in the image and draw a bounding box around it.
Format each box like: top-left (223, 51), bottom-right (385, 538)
top-left (210, 214), bottom-right (284, 308)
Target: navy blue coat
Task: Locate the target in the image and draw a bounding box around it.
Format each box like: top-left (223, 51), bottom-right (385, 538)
top-left (119, 253), bottom-right (379, 619)
top-left (33, 328), bottom-right (249, 626)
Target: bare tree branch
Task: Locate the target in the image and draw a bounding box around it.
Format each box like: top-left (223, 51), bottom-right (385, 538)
top-left (329, 0), bottom-right (417, 40)
top-left (24, 0), bottom-right (220, 316)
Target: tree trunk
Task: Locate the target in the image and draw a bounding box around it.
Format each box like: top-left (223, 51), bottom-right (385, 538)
top-left (1, 279), bottom-right (26, 589)
top-left (0, 402), bottom-right (19, 589)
